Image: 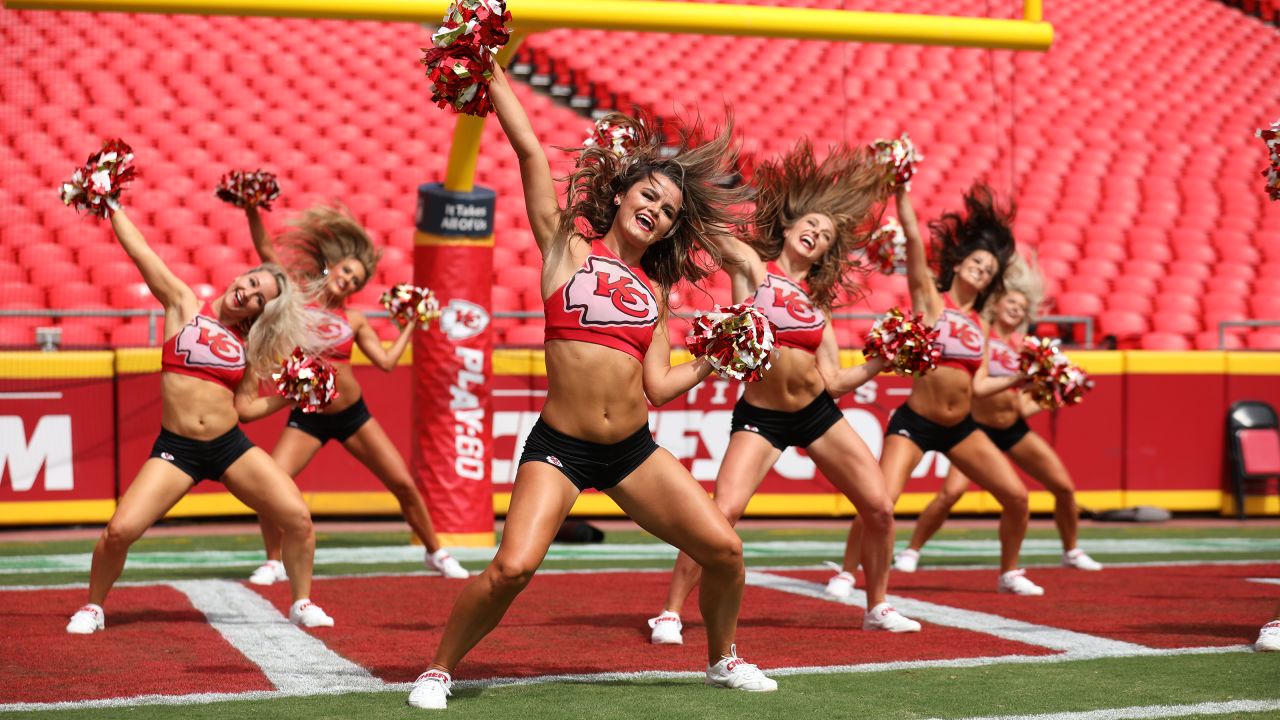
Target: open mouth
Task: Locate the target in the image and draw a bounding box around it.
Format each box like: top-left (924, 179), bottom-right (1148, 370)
top-left (635, 211), bottom-right (654, 233)
top-left (232, 289), bottom-right (244, 308)
top-left (799, 233), bottom-right (816, 251)
top-left (336, 278), bottom-right (349, 292)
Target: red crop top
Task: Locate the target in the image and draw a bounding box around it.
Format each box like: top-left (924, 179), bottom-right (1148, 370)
top-left (987, 333), bottom-right (1021, 379)
top-left (161, 302), bottom-right (247, 391)
top-left (751, 262), bottom-right (825, 354)
top-left (307, 306), bottom-right (354, 363)
top-left (543, 240), bottom-right (659, 362)
top-left (932, 294), bottom-right (985, 375)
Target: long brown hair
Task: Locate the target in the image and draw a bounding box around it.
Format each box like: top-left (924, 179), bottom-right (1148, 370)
top-left (558, 111), bottom-right (749, 292)
top-left (275, 205), bottom-right (381, 297)
top-left (747, 140), bottom-right (887, 309)
top-left (931, 183), bottom-right (1017, 312)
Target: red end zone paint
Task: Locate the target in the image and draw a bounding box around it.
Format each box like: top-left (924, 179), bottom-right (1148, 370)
top-left (249, 572), bottom-right (1053, 683)
top-left (0, 586), bottom-right (273, 703)
top-left (780, 563), bottom-right (1280, 649)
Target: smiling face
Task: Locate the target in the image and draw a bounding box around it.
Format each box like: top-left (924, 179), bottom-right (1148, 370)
top-left (612, 173), bottom-right (683, 248)
top-left (781, 213), bottom-right (835, 264)
top-left (993, 290), bottom-right (1028, 332)
top-left (953, 249), bottom-right (999, 293)
top-left (221, 269), bottom-right (281, 322)
top-left (324, 257), bottom-right (368, 301)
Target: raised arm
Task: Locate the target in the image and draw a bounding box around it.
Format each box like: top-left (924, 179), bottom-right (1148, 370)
top-left (897, 187), bottom-right (939, 318)
top-left (244, 206), bottom-right (280, 265)
top-left (110, 209), bottom-right (196, 319)
top-left (490, 63), bottom-right (561, 253)
top-left (816, 323), bottom-right (885, 398)
top-left (350, 309), bottom-right (413, 372)
top-left (642, 302), bottom-right (714, 407)
top-left (706, 227), bottom-right (765, 302)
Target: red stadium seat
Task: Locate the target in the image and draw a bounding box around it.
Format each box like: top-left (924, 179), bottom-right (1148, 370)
top-left (1140, 332), bottom-right (1192, 350)
top-left (0, 261), bottom-right (25, 284)
top-left (1167, 261), bottom-right (1211, 280)
top-left (1055, 291), bottom-right (1104, 317)
top-left (77, 243), bottom-right (130, 268)
top-left (1246, 329), bottom-right (1280, 350)
top-left (1150, 311), bottom-right (1200, 335)
top-left (28, 261), bottom-right (87, 288)
top-left (502, 324), bottom-right (544, 347)
top-left (1062, 276), bottom-right (1110, 296)
top-left (1126, 243), bottom-right (1172, 264)
top-left (1098, 310), bottom-right (1148, 339)
top-left (17, 242), bottom-right (73, 267)
top-left (91, 260), bottom-right (141, 287)
top-left (47, 282), bottom-right (108, 308)
top-left (1073, 258), bottom-right (1120, 279)
top-left (1194, 331), bottom-right (1244, 350)
top-left (1157, 276), bottom-right (1204, 295)
top-left (1111, 275), bottom-right (1157, 297)
top-left (1202, 293), bottom-right (1247, 314)
top-left (1106, 292), bottom-right (1152, 315)
top-left (55, 321), bottom-right (108, 348)
top-left (111, 322), bottom-right (159, 347)
top-left (109, 282), bottom-right (157, 309)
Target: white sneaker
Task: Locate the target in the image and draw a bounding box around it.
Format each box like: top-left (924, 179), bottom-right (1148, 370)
top-left (248, 560), bottom-right (287, 586)
top-left (407, 668), bottom-right (452, 709)
top-left (66, 603), bottom-right (105, 634)
top-left (863, 602), bottom-right (922, 633)
top-left (648, 611), bottom-right (683, 645)
top-left (998, 569), bottom-right (1045, 596)
top-left (1063, 548), bottom-right (1103, 571)
top-left (706, 645), bottom-right (777, 692)
top-left (1257, 621), bottom-right (1280, 652)
top-left (822, 561), bottom-right (855, 598)
top-left (894, 548), bottom-right (920, 573)
top-left (289, 598), bottom-right (335, 628)
top-left (427, 549), bottom-right (470, 579)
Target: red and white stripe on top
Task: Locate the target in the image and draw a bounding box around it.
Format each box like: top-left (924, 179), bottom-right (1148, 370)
top-left (161, 302), bottom-right (247, 391)
top-left (932, 294), bottom-right (985, 375)
top-left (543, 240), bottom-right (659, 362)
top-left (751, 261), bottom-right (825, 354)
top-left (987, 333), bottom-right (1021, 378)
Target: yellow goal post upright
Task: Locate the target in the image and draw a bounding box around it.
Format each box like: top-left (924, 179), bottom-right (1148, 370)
top-left (2, 0), bottom-right (1052, 546)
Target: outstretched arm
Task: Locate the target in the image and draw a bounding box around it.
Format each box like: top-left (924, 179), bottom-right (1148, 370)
top-left (110, 209), bottom-right (195, 317)
top-left (705, 227), bottom-right (764, 301)
top-left (490, 63), bottom-right (561, 254)
top-left (351, 310), bottom-right (413, 372)
top-left (245, 206), bottom-right (280, 265)
top-left (816, 324), bottom-right (885, 397)
top-left (898, 187), bottom-right (939, 318)
top-left (643, 303), bottom-right (714, 407)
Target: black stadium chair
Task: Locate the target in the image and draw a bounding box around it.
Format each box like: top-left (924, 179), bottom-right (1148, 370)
top-left (1227, 400), bottom-right (1280, 519)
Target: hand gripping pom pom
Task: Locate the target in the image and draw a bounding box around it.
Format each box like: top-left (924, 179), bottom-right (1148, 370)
top-left (686, 304), bottom-right (777, 382)
top-left (869, 134), bottom-right (923, 190)
top-left (864, 217), bottom-right (906, 275)
top-left (582, 117), bottom-right (639, 160)
top-left (215, 170), bottom-right (282, 210)
top-left (59, 139), bottom-right (137, 218)
top-left (1257, 120), bottom-right (1280, 201)
top-left (380, 284), bottom-right (441, 329)
top-left (1018, 336), bottom-right (1092, 409)
top-left (420, 0), bottom-right (512, 117)
top-left (273, 349), bottom-right (339, 414)
top-left (862, 308), bottom-right (941, 377)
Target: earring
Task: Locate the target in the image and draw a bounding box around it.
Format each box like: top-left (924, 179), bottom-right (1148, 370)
top-left (613, 197), bottom-right (620, 206)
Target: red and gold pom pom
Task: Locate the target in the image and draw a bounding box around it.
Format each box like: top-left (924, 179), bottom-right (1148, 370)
top-left (380, 284), bottom-right (441, 328)
top-left (869, 133), bottom-right (923, 190)
top-left (59, 139), bottom-right (137, 218)
top-left (273, 348), bottom-right (339, 414)
top-left (687, 303), bottom-right (777, 382)
top-left (420, 0), bottom-right (512, 117)
top-left (215, 170), bottom-right (282, 210)
top-left (1055, 363), bottom-right (1094, 406)
top-left (864, 217), bottom-right (906, 275)
top-left (1257, 120), bottom-right (1280, 201)
top-left (862, 308), bottom-right (941, 376)
top-left (1019, 336), bottom-right (1093, 408)
top-left (583, 117), bottom-right (639, 160)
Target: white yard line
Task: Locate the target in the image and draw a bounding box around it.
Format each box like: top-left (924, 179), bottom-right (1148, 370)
top-left (924, 698), bottom-right (1280, 720)
top-left (168, 580), bottom-right (384, 695)
top-left (746, 570), bottom-right (1151, 656)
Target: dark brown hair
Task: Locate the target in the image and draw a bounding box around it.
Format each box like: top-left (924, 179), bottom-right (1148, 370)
top-left (558, 111), bottom-right (749, 292)
top-left (747, 140), bottom-right (888, 309)
top-left (931, 182), bottom-right (1017, 312)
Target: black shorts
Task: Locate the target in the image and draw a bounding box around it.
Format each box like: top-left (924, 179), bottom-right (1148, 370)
top-left (978, 418), bottom-right (1031, 452)
top-left (885, 402), bottom-right (979, 454)
top-left (286, 397), bottom-right (372, 444)
top-left (518, 417), bottom-right (659, 492)
top-left (149, 426), bottom-right (255, 483)
top-left (730, 393), bottom-right (845, 451)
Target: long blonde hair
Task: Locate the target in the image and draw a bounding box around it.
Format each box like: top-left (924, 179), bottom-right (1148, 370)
top-left (236, 263), bottom-right (320, 380)
top-left (275, 206), bottom-right (381, 299)
top-left (984, 252), bottom-right (1043, 333)
top-left (747, 140), bottom-right (888, 309)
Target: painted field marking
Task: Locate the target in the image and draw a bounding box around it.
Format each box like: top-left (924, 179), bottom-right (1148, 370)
top-left (924, 698), bottom-right (1280, 720)
top-left (168, 580), bottom-right (384, 695)
top-left (4, 538), bottom-right (1280, 575)
top-left (1247, 578), bottom-right (1280, 586)
top-left (0, 392), bottom-right (63, 400)
top-left (745, 570), bottom-right (1150, 656)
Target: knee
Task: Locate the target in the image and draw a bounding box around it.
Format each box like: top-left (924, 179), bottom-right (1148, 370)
top-left (487, 557), bottom-right (537, 593)
top-left (275, 505), bottom-right (314, 538)
top-left (1048, 477), bottom-right (1077, 500)
top-left (700, 532), bottom-right (744, 576)
top-left (387, 475), bottom-right (419, 501)
top-left (716, 499), bottom-right (747, 527)
top-left (1000, 487), bottom-right (1029, 514)
top-left (859, 500), bottom-right (895, 533)
top-left (101, 521), bottom-right (142, 550)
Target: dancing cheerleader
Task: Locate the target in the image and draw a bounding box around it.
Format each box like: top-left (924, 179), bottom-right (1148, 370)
top-left (406, 64), bottom-right (775, 710)
top-left (825, 183), bottom-right (1045, 598)
top-left (893, 256), bottom-right (1102, 574)
top-left (66, 208), bottom-right (335, 633)
top-left (238, 203), bottom-right (468, 583)
top-left (647, 141), bottom-right (919, 646)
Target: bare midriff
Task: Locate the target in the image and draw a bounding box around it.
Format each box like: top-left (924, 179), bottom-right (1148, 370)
top-left (160, 374), bottom-right (240, 439)
top-left (742, 345), bottom-right (825, 412)
top-left (540, 339), bottom-right (651, 443)
top-left (905, 365), bottom-right (974, 427)
top-left (972, 387), bottom-right (1020, 429)
top-left (317, 362), bottom-right (363, 414)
